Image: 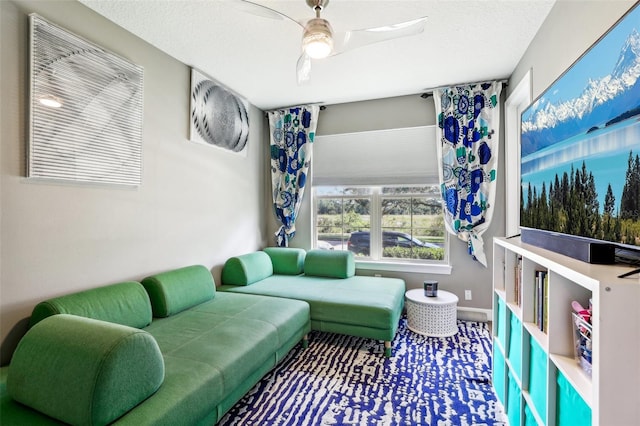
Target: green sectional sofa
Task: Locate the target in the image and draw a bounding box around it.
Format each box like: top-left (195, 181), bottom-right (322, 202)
top-left (219, 248), bottom-right (406, 357)
top-left (0, 265), bottom-right (310, 425)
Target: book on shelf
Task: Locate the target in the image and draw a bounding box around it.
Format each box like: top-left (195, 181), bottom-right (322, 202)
top-left (534, 270), bottom-right (549, 333)
top-left (543, 272), bottom-right (549, 332)
top-left (514, 254), bottom-right (523, 307)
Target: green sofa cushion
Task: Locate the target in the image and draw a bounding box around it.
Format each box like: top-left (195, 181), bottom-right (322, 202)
top-left (304, 249), bottom-right (355, 278)
top-left (8, 314), bottom-right (164, 426)
top-left (29, 281), bottom-right (152, 329)
top-left (263, 247), bottom-right (306, 275)
top-left (142, 265), bottom-right (215, 318)
top-left (115, 292), bottom-right (310, 425)
top-left (221, 251), bottom-right (273, 285)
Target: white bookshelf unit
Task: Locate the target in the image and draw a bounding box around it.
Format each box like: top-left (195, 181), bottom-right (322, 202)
top-left (492, 236), bottom-right (640, 426)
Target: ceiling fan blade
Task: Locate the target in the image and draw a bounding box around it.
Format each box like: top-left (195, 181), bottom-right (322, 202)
top-left (233, 0), bottom-right (304, 28)
top-left (332, 16), bottom-right (427, 55)
top-left (296, 53), bottom-right (312, 85)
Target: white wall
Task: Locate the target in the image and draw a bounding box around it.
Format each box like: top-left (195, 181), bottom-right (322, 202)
top-left (0, 0), bottom-right (268, 365)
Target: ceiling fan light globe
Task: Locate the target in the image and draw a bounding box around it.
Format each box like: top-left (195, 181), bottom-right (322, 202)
top-left (304, 36), bottom-right (332, 58)
top-left (302, 18), bottom-right (333, 59)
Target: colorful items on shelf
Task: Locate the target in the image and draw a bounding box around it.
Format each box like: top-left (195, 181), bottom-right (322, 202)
top-left (571, 300), bottom-right (591, 323)
top-left (571, 299), bottom-right (593, 376)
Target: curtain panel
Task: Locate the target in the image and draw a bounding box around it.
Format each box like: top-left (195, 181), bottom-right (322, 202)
top-left (268, 105), bottom-right (320, 247)
top-left (434, 82), bottom-right (502, 266)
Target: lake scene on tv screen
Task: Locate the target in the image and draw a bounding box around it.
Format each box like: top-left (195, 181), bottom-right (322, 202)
top-left (521, 3), bottom-right (640, 246)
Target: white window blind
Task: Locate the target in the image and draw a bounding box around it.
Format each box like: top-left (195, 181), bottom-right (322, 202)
top-left (312, 126), bottom-right (437, 186)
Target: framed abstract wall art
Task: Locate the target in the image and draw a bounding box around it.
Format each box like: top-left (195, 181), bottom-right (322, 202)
top-left (189, 68), bottom-right (249, 154)
top-left (28, 14), bottom-right (144, 186)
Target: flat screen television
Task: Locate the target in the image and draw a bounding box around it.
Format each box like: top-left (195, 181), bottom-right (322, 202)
top-left (520, 2), bottom-right (640, 271)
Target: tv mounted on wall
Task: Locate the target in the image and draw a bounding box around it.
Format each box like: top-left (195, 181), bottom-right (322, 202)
top-left (520, 2), bottom-right (640, 270)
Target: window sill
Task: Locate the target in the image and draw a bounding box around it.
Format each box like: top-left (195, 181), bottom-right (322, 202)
top-left (355, 260), bottom-right (452, 275)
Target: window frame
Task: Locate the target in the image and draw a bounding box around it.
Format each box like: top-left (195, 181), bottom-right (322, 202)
top-left (312, 185), bottom-right (452, 275)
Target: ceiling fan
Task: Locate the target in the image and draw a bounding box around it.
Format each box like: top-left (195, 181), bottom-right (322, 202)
top-left (236, 0), bottom-right (427, 84)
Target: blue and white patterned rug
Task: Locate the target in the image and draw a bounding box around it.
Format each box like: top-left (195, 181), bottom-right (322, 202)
top-left (219, 318), bottom-right (506, 425)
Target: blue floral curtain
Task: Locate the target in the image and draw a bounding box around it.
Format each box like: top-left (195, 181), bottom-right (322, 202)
top-left (434, 82), bottom-right (502, 266)
top-left (268, 105), bottom-right (320, 247)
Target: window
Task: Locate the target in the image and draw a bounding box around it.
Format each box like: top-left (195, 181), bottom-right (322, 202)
top-left (314, 185), bottom-right (447, 265)
top-left (311, 126), bottom-right (449, 272)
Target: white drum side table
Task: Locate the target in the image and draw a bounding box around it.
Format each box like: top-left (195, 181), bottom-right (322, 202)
top-left (405, 289), bottom-right (459, 337)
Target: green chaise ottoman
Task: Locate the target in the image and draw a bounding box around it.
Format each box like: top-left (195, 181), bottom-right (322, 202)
top-left (220, 248), bottom-right (406, 357)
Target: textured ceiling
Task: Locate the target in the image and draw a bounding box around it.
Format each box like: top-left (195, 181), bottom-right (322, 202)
top-left (78, 0), bottom-right (556, 110)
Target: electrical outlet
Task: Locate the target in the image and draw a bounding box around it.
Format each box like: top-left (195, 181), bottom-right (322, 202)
top-left (465, 290), bottom-right (472, 300)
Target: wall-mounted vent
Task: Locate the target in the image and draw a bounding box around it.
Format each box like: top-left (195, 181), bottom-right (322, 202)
top-left (28, 14), bottom-right (144, 187)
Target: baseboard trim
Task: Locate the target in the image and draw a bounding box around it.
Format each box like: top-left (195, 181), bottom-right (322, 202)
top-left (457, 307), bottom-right (491, 322)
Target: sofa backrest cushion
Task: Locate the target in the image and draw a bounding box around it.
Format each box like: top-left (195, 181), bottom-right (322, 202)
top-left (8, 314), bottom-right (164, 426)
top-left (29, 281), bottom-right (153, 329)
top-left (304, 249), bottom-right (356, 278)
top-left (263, 247), bottom-right (306, 275)
top-left (141, 265), bottom-right (215, 318)
top-left (222, 251), bottom-right (273, 285)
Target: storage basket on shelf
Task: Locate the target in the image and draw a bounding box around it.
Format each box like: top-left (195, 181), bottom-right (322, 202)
top-left (572, 311), bottom-right (592, 377)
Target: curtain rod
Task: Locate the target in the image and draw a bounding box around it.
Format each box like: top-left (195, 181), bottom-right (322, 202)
top-left (263, 79), bottom-right (508, 116)
top-left (420, 79), bottom-right (509, 99)
top-left (263, 104), bottom-right (326, 118)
